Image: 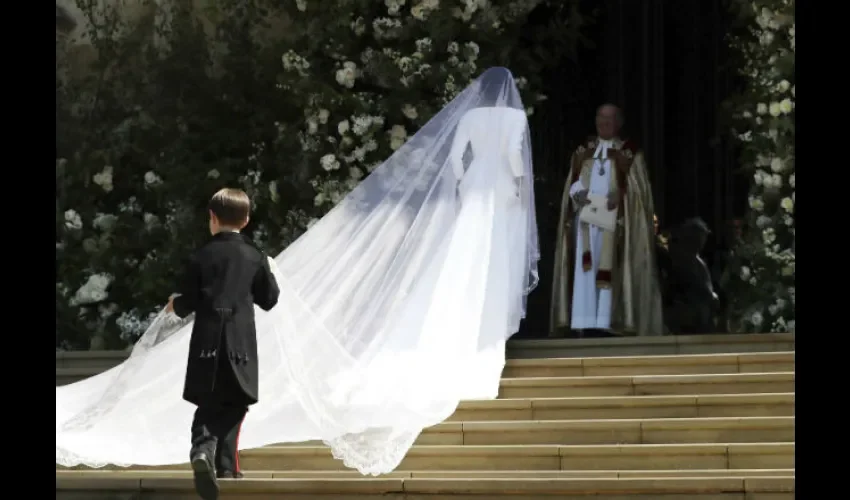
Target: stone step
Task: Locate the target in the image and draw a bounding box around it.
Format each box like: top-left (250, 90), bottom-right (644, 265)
top-left (54, 350), bottom-right (796, 376)
top-left (282, 416), bottom-right (793, 447)
top-left (507, 333), bottom-right (795, 359)
top-left (54, 351), bottom-right (795, 387)
top-left (502, 352), bottom-right (794, 378)
top-left (53, 333), bottom-right (796, 371)
top-left (498, 372), bottom-right (794, 399)
top-left (256, 443), bottom-right (795, 472)
top-left (75, 443), bottom-right (791, 472)
top-left (53, 351), bottom-right (795, 387)
top-left (449, 393), bottom-right (795, 421)
top-left (56, 350), bottom-right (128, 371)
top-left (55, 370), bottom-right (794, 399)
top-left (56, 468), bottom-right (796, 479)
top-left (55, 475), bottom-right (795, 500)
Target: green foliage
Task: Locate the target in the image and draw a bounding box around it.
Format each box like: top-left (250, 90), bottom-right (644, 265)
top-left (56, 0), bottom-right (588, 349)
top-left (721, 0), bottom-right (794, 333)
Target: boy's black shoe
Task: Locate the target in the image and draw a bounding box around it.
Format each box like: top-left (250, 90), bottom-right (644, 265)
top-left (191, 452), bottom-right (220, 500)
top-left (216, 470), bottom-right (244, 479)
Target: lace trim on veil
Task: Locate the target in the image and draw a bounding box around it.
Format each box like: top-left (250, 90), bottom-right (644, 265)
top-left (56, 310), bottom-right (193, 467)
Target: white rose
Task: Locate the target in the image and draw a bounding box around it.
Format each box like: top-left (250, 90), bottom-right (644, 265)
top-left (64, 209), bottom-right (83, 230)
top-left (770, 174), bottom-right (782, 188)
top-left (740, 266), bottom-right (751, 280)
top-left (320, 154), bottom-right (341, 171)
top-left (776, 80), bottom-right (790, 93)
top-left (753, 169), bottom-right (765, 185)
top-left (349, 167), bottom-right (364, 180)
top-left (385, 0), bottom-right (406, 16)
top-left (751, 311), bottom-right (763, 327)
top-left (755, 215), bottom-right (771, 228)
top-left (414, 37), bottom-right (432, 53)
top-left (780, 197), bottom-right (794, 213)
top-left (411, 4), bottom-right (426, 20)
top-left (389, 124), bottom-right (408, 151)
top-left (144, 171), bottom-right (163, 186)
top-left (788, 173), bottom-right (795, 188)
top-left (92, 166), bottom-right (114, 192)
top-left (790, 85), bottom-right (795, 97)
top-left (318, 109), bottom-right (330, 124)
top-left (338, 120), bottom-right (350, 135)
top-left (335, 61), bottom-right (358, 88)
top-left (402, 104), bottom-right (418, 120)
top-left (756, 103), bottom-right (768, 115)
top-left (749, 196), bottom-right (765, 211)
top-left (778, 98), bottom-right (793, 114)
top-left (207, 169), bottom-right (220, 179)
top-left (295, 0), bottom-right (307, 11)
top-left (768, 102), bottom-right (781, 117)
top-left (770, 158), bottom-right (784, 173)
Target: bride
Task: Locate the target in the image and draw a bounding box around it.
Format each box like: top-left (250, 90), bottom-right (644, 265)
top-left (56, 66), bottom-right (540, 476)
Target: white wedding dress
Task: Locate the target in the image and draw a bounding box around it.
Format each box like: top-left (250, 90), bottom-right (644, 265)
top-left (56, 67), bottom-right (540, 475)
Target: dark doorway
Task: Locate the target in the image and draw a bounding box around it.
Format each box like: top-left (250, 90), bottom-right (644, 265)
top-left (515, 0), bottom-right (749, 338)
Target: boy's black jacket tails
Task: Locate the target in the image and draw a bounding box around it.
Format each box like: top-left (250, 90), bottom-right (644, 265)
top-left (172, 231), bottom-right (280, 406)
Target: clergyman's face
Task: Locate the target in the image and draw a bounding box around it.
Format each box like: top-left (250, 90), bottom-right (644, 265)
top-left (596, 105), bottom-right (620, 140)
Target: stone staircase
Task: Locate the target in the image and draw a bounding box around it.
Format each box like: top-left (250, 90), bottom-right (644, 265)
top-left (56, 333), bottom-right (795, 499)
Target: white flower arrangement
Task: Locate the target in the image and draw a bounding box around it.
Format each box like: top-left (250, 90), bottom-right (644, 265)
top-left (57, 0), bottom-right (569, 348)
top-left (270, 0), bottom-right (552, 217)
top-left (726, 0), bottom-right (794, 333)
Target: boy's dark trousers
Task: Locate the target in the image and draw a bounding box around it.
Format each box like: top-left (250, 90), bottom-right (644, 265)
top-left (190, 357), bottom-right (249, 476)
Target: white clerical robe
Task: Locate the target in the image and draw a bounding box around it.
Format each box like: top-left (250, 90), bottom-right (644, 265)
top-left (568, 139), bottom-right (615, 329)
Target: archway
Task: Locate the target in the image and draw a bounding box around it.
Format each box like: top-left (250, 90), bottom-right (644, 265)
top-left (515, 0), bottom-right (749, 338)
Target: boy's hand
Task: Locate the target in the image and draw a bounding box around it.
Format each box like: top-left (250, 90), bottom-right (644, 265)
top-left (166, 296), bottom-right (175, 314)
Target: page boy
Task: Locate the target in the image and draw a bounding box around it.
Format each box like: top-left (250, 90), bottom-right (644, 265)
top-left (166, 188), bottom-right (280, 500)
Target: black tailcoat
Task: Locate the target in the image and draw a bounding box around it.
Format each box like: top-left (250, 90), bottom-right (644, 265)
top-left (173, 231), bottom-right (280, 406)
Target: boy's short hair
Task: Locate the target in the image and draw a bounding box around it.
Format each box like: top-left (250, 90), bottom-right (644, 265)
top-left (208, 188), bottom-right (251, 226)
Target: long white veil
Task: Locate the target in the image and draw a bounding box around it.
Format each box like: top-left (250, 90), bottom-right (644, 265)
top-left (56, 67), bottom-right (539, 475)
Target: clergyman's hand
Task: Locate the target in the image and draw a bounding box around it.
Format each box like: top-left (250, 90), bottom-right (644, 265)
top-left (606, 191), bottom-right (619, 211)
top-left (573, 189), bottom-right (590, 207)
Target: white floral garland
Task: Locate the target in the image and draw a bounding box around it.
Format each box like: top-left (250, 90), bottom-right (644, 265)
top-left (267, 0), bottom-right (544, 231)
top-left (55, 0), bottom-right (556, 346)
top-left (728, 0), bottom-right (794, 333)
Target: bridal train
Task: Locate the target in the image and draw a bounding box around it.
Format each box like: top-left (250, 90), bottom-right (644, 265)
top-left (56, 66), bottom-right (540, 475)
